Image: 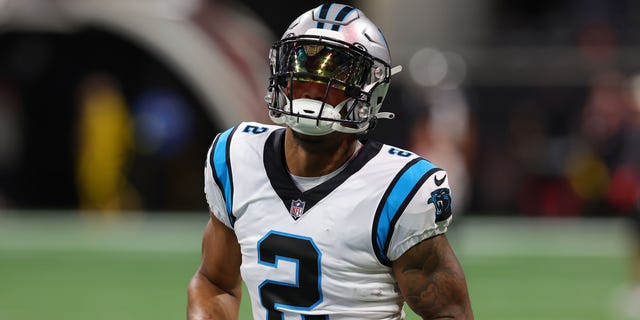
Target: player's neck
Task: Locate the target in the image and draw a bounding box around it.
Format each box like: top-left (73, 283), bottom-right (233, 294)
top-left (284, 128), bottom-right (360, 177)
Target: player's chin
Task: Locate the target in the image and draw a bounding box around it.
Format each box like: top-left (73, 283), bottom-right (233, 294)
top-left (290, 129), bottom-right (330, 143)
top-left (289, 129), bottom-right (355, 154)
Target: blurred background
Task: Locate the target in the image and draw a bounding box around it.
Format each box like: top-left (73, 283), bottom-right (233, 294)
top-left (0, 0), bottom-right (639, 319)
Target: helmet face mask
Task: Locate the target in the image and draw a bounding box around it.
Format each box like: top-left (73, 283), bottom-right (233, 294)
top-left (278, 38), bottom-right (372, 92)
top-left (266, 4), bottom-right (396, 136)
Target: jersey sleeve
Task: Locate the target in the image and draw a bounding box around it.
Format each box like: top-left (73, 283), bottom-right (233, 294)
top-left (386, 169), bottom-right (453, 262)
top-left (204, 134), bottom-right (234, 229)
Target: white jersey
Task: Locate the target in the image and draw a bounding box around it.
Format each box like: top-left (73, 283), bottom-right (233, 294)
top-left (204, 122), bottom-right (453, 320)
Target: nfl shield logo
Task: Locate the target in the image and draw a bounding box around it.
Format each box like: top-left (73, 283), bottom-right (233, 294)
top-left (290, 199), bottom-right (306, 220)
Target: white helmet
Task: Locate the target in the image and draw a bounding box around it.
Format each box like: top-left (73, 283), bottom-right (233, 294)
top-left (265, 3), bottom-right (401, 136)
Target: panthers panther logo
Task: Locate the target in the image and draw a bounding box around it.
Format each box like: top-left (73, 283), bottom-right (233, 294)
top-left (428, 188), bottom-right (452, 222)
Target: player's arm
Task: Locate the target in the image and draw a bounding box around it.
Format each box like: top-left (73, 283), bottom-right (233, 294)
top-left (187, 213), bottom-right (242, 320)
top-left (392, 234), bottom-right (473, 320)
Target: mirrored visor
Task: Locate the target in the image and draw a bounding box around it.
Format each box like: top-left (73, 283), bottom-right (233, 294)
top-left (279, 42), bottom-right (371, 88)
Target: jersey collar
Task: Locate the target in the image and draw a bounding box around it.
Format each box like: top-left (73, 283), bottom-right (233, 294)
top-left (263, 128), bottom-right (382, 219)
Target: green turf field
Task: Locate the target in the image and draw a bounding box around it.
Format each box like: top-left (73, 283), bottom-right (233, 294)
top-left (0, 212), bottom-right (633, 320)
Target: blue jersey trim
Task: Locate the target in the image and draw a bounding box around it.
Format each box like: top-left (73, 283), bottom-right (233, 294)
top-left (211, 126), bottom-right (236, 226)
top-left (372, 158), bottom-right (440, 266)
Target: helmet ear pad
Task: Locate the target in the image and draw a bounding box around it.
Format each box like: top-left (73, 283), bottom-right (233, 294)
top-left (365, 80), bottom-right (390, 116)
top-left (266, 81), bottom-right (290, 123)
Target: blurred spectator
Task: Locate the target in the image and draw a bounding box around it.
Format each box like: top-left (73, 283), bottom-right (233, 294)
top-left (407, 87), bottom-right (475, 214)
top-left (510, 101), bottom-right (585, 216)
top-left (75, 73), bottom-right (140, 212)
top-left (128, 86), bottom-right (202, 211)
top-left (132, 89), bottom-right (193, 158)
top-left (575, 71), bottom-right (640, 215)
top-left (621, 73), bottom-right (640, 319)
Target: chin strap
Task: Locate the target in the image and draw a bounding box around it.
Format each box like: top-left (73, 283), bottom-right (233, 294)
top-left (375, 112), bottom-right (395, 119)
top-left (391, 65), bottom-right (403, 76)
top-left (372, 65), bottom-right (402, 121)
top-left (366, 111), bottom-right (396, 132)
top-left (369, 65), bottom-right (401, 123)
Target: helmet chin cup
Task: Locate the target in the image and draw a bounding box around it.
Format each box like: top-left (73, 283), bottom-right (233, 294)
top-left (286, 98), bottom-right (341, 136)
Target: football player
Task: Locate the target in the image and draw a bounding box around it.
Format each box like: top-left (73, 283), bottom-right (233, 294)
top-left (188, 3), bottom-right (473, 319)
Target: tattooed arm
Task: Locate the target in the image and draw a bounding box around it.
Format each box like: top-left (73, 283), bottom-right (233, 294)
top-left (392, 234), bottom-right (473, 319)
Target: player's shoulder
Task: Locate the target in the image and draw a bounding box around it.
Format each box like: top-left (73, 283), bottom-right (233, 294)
top-left (206, 122), bottom-right (281, 188)
top-left (210, 122), bottom-right (282, 148)
top-left (234, 122), bottom-right (283, 136)
top-left (373, 142), bottom-right (448, 192)
top-left (374, 142), bottom-right (441, 170)
top-left (218, 121), bottom-right (282, 140)
top-left (377, 143), bottom-right (419, 160)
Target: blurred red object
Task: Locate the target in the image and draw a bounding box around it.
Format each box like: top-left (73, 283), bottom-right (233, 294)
top-left (608, 165), bottom-right (640, 214)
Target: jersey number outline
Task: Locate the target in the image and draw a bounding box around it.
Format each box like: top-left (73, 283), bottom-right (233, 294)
top-left (257, 231), bottom-right (327, 320)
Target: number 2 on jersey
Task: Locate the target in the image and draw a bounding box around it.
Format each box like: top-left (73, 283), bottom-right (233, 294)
top-left (258, 231), bottom-right (327, 320)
